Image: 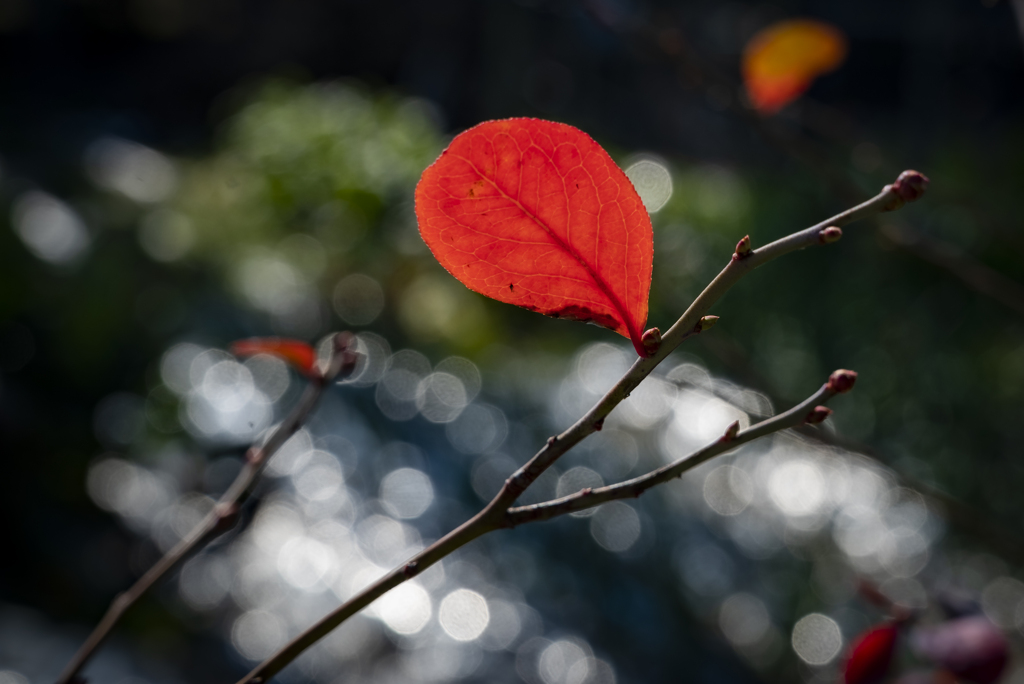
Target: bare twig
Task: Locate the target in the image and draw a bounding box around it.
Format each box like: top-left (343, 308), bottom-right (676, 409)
top-left (237, 174), bottom-right (921, 684)
top-left (503, 371), bottom-right (849, 526)
top-left (666, 371), bottom-right (1024, 569)
top-left (55, 333), bottom-right (360, 684)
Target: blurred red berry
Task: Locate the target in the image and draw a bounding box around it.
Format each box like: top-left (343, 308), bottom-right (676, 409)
top-left (912, 616), bottom-right (1008, 684)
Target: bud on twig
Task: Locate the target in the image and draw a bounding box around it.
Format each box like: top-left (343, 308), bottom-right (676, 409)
top-left (720, 420), bottom-right (740, 442)
top-left (818, 226), bottom-right (843, 244)
top-left (893, 170), bottom-right (930, 203)
top-left (805, 405), bottom-right (833, 424)
top-left (827, 369), bottom-right (858, 394)
top-left (733, 235), bottom-right (752, 259)
top-left (641, 327), bottom-right (662, 355)
top-left (697, 315), bottom-right (719, 332)
top-left (882, 170), bottom-right (930, 211)
top-left (212, 502), bottom-right (240, 533)
top-left (322, 331), bottom-right (359, 381)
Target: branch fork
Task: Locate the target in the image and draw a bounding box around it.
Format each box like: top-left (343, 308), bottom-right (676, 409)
top-left (58, 173), bottom-right (925, 684)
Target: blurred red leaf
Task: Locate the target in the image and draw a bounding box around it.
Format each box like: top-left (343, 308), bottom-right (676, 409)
top-left (415, 118), bottom-right (654, 356)
top-left (742, 19), bottom-right (847, 114)
top-left (845, 623), bottom-right (899, 684)
top-left (912, 616), bottom-right (1008, 684)
top-left (230, 338), bottom-right (318, 377)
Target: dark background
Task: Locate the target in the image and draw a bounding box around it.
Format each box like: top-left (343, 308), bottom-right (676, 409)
top-left (2, 1), bottom-right (1024, 683)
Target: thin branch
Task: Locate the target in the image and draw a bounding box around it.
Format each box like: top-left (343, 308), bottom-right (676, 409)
top-left (503, 375), bottom-right (845, 526)
top-left (55, 333), bottom-right (359, 684)
top-left (666, 371), bottom-right (1024, 570)
top-left (237, 174), bottom-right (921, 684)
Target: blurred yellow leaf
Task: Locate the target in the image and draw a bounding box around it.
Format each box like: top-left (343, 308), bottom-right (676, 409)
top-left (742, 19), bottom-right (847, 114)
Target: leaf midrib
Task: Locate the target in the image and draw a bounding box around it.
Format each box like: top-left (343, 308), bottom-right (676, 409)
top-left (451, 152), bottom-right (639, 344)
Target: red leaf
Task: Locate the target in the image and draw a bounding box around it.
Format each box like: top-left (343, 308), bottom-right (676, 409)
top-left (230, 338), bottom-right (318, 377)
top-left (415, 118), bottom-right (654, 357)
top-left (742, 19), bottom-right (847, 114)
top-left (845, 623), bottom-right (899, 684)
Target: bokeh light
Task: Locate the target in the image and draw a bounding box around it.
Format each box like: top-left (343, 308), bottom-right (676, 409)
top-left (439, 588), bottom-right (490, 642)
top-left (719, 593), bottom-right (771, 647)
top-left (624, 158), bottom-right (673, 214)
top-left (375, 581), bottom-right (432, 635)
top-left (379, 468), bottom-right (434, 519)
top-left (589, 502), bottom-right (641, 553)
top-left (333, 273), bottom-right (385, 326)
top-left (232, 610), bottom-right (287, 660)
top-left (791, 613), bottom-right (843, 665)
top-left (11, 191), bottom-right (90, 264)
top-left (84, 137), bottom-right (178, 203)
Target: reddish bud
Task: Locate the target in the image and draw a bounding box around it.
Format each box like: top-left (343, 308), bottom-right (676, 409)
top-left (911, 616), bottom-right (1008, 684)
top-left (819, 226), bottom-right (843, 244)
top-left (827, 369), bottom-right (858, 394)
top-left (641, 327), bottom-right (662, 356)
top-left (844, 623), bottom-right (899, 684)
top-left (805, 405), bottom-right (833, 424)
top-left (882, 170), bottom-right (930, 211)
top-left (893, 170), bottom-right (930, 203)
top-left (721, 420), bottom-right (740, 442)
top-left (324, 331), bottom-right (359, 380)
top-left (733, 235), bottom-right (752, 259)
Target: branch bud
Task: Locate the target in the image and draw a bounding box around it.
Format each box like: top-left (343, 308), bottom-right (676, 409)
top-left (720, 420), bottom-right (740, 442)
top-left (733, 235), bottom-right (752, 259)
top-left (323, 331), bottom-right (360, 381)
top-left (893, 170), bottom-right (929, 203)
top-left (697, 315), bottom-right (719, 332)
top-left (818, 226), bottom-right (843, 244)
top-left (827, 369), bottom-right (858, 394)
top-left (641, 327), bottom-right (662, 355)
top-left (805, 405), bottom-right (833, 424)
top-left (212, 503), bottom-right (240, 533)
top-left (881, 170), bottom-right (930, 211)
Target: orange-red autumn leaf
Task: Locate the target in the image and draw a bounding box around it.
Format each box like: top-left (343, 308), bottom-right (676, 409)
top-left (415, 118), bottom-right (654, 356)
top-left (230, 338), bottom-right (318, 376)
top-left (742, 19), bottom-right (847, 114)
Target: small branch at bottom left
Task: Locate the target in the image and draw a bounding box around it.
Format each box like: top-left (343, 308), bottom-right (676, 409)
top-left (54, 332), bottom-right (360, 684)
